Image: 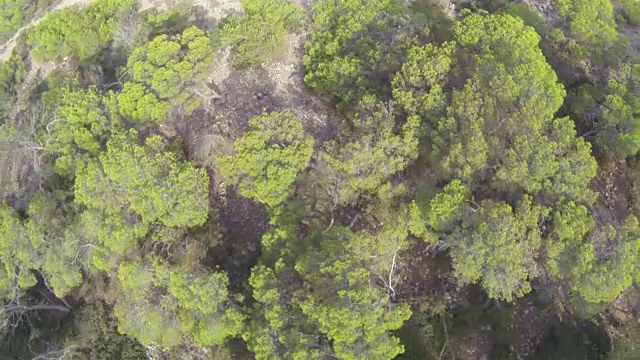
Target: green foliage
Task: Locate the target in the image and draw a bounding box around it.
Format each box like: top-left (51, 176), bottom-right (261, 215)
top-left (45, 86), bottom-right (110, 176)
top-left (304, 0), bottom-right (419, 104)
top-left (0, 193), bottom-right (86, 299)
top-left (244, 264), bottom-right (328, 360)
top-left (620, 0), bottom-right (640, 25)
top-left (409, 180), bottom-right (470, 240)
top-left (445, 196), bottom-right (549, 302)
top-left (600, 63), bottom-right (640, 158)
top-left (113, 26), bottom-right (214, 123)
top-left (551, 0), bottom-right (624, 64)
top-left (553, 215), bottom-right (640, 305)
top-left (0, 51), bottom-right (27, 99)
top-left (295, 225), bottom-right (412, 359)
top-left (0, 202), bottom-right (34, 296)
top-left (407, 12), bottom-right (598, 204)
top-left (3, 0), bottom-right (640, 357)
top-left (0, 0), bottom-right (54, 43)
top-left (392, 42), bottom-right (454, 120)
top-left (216, 111), bottom-right (314, 209)
top-left (319, 95), bottom-right (420, 205)
top-left (114, 259), bottom-right (244, 349)
top-left (548, 200), bottom-right (640, 306)
top-left (433, 12), bottom-right (564, 180)
top-left (546, 201), bottom-right (595, 278)
top-left (220, 0), bottom-right (306, 68)
top-left (26, 0), bottom-right (137, 62)
top-left (74, 130), bottom-right (209, 266)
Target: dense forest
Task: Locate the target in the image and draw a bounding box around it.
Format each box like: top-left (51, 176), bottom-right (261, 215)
top-left (0, 0), bottom-right (638, 358)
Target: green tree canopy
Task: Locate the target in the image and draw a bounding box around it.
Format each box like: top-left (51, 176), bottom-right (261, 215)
top-left (392, 41), bottom-right (454, 120)
top-left (74, 130), bottom-right (209, 268)
top-left (0, 0), bottom-right (53, 43)
top-left (550, 0), bottom-right (624, 64)
top-left (395, 11), bottom-right (597, 204)
top-left (620, 0), bottom-right (640, 25)
top-left (303, 0), bottom-right (420, 104)
top-left (599, 62), bottom-right (640, 158)
top-left (295, 224), bottom-right (412, 359)
top-left (26, 0), bottom-right (137, 62)
top-left (216, 111), bottom-right (314, 209)
top-left (111, 26), bottom-right (215, 124)
top-left (114, 258), bottom-right (244, 349)
top-left (318, 95), bottom-right (420, 205)
top-left (444, 196), bottom-right (549, 302)
top-left (45, 86), bottom-right (110, 176)
top-left (243, 263), bottom-right (329, 360)
top-left (0, 192), bottom-right (86, 299)
top-left (548, 205), bottom-right (640, 306)
top-left (409, 179), bottom-right (471, 242)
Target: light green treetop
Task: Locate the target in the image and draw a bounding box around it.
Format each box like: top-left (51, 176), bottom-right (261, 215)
top-left (0, 193), bottom-right (86, 299)
top-left (243, 264), bottom-right (328, 360)
top-left (392, 42), bottom-right (455, 119)
top-left (416, 12), bottom-right (597, 204)
top-left (45, 86), bottom-right (110, 176)
top-left (549, 207), bottom-right (640, 306)
top-left (303, 0), bottom-right (419, 104)
top-left (409, 179), bottom-right (471, 242)
top-left (113, 26), bottom-right (215, 124)
top-left (552, 0), bottom-right (623, 62)
top-left (216, 111), bottom-right (314, 209)
top-left (600, 63), bottom-right (640, 158)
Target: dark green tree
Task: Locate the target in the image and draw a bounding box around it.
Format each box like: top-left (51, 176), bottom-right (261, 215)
top-left (111, 26), bottom-right (216, 124)
top-left (550, 0), bottom-right (625, 65)
top-left (394, 11), bottom-right (598, 204)
top-left (243, 263), bottom-right (329, 360)
top-left (318, 95), bottom-right (420, 205)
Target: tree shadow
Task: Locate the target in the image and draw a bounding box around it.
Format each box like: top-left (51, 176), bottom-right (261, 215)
top-left (205, 188), bottom-right (270, 289)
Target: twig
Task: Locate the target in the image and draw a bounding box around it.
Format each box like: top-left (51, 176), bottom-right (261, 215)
top-left (439, 312), bottom-right (450, 360)
top-left (5, 304), bottom-right (70, 313)
top-left (349, 213), bottom-right (360, 229)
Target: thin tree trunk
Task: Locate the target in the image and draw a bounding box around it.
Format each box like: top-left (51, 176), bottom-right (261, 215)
top-left (5, 304), bottom-right (70, 313)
